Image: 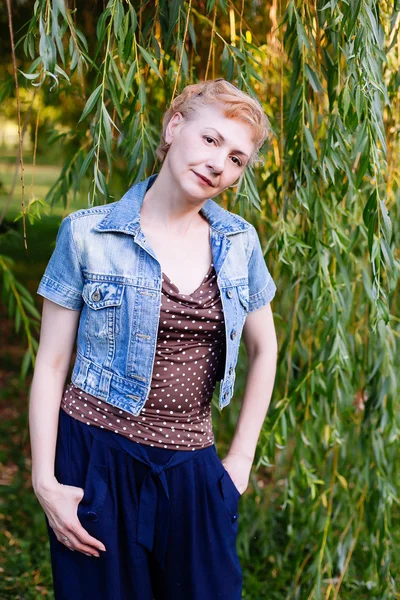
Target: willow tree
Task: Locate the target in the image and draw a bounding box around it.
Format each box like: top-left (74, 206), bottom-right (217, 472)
top-left (3, 0), bottom-right (399, 598)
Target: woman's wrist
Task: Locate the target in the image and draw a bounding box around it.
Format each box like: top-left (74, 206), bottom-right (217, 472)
top-left (32, 473), bottom-right (58, 494)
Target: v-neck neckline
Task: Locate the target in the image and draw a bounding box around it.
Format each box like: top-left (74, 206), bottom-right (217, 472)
top-left (162, 263), bottom-right (214, 297)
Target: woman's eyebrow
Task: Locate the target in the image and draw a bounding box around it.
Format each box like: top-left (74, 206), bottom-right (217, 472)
top-left (204, 128), bottom-right (249, 158)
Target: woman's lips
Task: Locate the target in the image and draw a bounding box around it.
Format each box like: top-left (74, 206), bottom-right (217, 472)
top-left (193, 171), bottom-right (213, 186)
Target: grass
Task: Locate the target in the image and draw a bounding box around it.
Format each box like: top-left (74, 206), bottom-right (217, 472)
top-left (0, 159), bottom-right (89, 222)
top-left (0, 303), bottom-right (54, 598)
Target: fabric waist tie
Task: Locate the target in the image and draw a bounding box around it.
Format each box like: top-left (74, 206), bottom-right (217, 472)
top-left (88, 425), bottom-right (211, 569)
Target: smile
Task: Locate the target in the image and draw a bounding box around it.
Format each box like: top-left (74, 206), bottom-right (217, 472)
top-left (192, 171), bottom-right (214, 187)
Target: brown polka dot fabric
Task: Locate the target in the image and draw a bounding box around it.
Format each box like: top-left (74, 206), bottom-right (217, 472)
top-left (61, 263), bottom-right (226, 450)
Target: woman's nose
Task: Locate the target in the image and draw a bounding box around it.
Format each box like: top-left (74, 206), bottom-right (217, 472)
top-left (206, 157), bottom-right (224, 175)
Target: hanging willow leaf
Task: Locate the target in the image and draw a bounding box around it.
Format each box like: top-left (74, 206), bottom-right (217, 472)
top-left (305, 63), bottom-right (322, 92)
top-left (379, 198), bottom-right (392, 242)
top-left (303, 125), bottom-right (317, 161)
top-left (137, 44), bottom-right (162, 79)
top-left (78, 84), bottom-right (102, 122)
top-left (18, 70), bottom-right (41, 80)
top-left (124, 61), bottom-right (137, 94)
top-left (101, 102), bottom-right (113, 156)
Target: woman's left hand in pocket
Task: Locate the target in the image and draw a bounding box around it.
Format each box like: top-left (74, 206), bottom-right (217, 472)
top-left (221, 451), bottom-right (253, 496)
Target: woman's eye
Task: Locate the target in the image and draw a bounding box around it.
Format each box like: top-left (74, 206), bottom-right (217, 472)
top-left (231, 156), bottom-right (242, 166)
top-left (204, 136), bottom-right (215, 144)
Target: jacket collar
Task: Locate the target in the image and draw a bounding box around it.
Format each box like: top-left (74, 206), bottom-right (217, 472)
top-left (94, 173), bottom-right (250, 236)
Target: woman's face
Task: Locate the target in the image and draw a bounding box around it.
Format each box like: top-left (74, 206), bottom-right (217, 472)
top-left (164, 102), bottom-right (256, 201)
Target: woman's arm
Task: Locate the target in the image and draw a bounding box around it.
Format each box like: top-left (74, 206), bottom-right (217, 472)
top-left (231, 302), bottom-right (278, 458)
top-left (221, 303), bottom-right (278, 494)
top-left (29, 299), bottom-right (106, 557)
top-left (29, 298), bottom-right (80, 491)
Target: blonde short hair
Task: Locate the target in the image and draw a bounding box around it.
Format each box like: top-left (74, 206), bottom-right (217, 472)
top-left (156, 78), bottom-right (272, 167)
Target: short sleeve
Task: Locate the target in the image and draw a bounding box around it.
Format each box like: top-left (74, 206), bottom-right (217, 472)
top-left (37, 215), bottom-right (84, 310)
top-left (247, 224), bottom-right (277, 312)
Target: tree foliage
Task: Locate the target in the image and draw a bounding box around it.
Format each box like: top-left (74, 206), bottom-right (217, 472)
top-left (1, 0), bottom-right (400, 598)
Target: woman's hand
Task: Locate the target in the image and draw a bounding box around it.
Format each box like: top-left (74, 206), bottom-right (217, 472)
top-left (221, 451), bottom-right (253, 496)
top-left (34, 478), bottom-right (106, 557)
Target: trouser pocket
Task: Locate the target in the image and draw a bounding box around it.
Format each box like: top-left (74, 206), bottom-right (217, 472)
top-left (219, 469), bottom-right (241, 527)
top-left (77, 437), bottom-right (109, 523)
top-left (212, 446), bottom-right (241, 529)
top-left (55, 410), bottom-right (110, 524)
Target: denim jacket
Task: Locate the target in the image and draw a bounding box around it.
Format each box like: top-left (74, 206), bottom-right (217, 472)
top-left (37, 174), bottom-right (276, 415)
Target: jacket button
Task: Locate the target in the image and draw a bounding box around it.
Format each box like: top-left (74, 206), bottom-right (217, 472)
top-left (230, 330), bottom-right (236, 340)
top-left (227, 289), bottom-right (233, 298)
top-left (229, 367), bottom-right (234, 376)
top-left (91, 289), bottom-right (101, 302)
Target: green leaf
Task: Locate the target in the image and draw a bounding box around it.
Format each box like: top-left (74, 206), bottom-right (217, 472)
top-left (18, 70), bottom-right (41, 80)
top-left (20, 348), bottom-right (32, 380)
top-left (188, 18), bottom-right (197, 53)
top-left (107, 77), bottom-right (124, 121)
top-left (168, 0), bottom-right (181, 38)
top-left (137, 44), bottom-right (162, 79)
top-left (78, 146), bottom-right (96, 180)
top-left (129, 5), bottom-right (138, 33)
top-left (101, 102), bottom-right (113, 155)
top-left (55, 64), bottom-right (70, 82)
top-left (342, 82), bottom-right (351, 118)
top-left (110, 54), bottom-right (127, 96)
top-left (355, 85), bottom-right (364, 118)
top-left (342, 0), bottom-right (362, 37)
top-left (305, 64), bottom-right (322, 92)
top-left (363, 190), bottom-right (377, 228)
top-left (53, 0), bottom-right (67, 19)
top-left (354, 120), bottom-right (368, 156)
top-left (125, 61), bottom-right (137, 95)
top-left (303, 125), bottom-right (317, 161)
top-left (139, 80), bottom-right (146, 111)
top-left (151, 34), bottom-right (161, 60)
top-left (295, 15), bottom-right (311, 52)
top-left (365, 4), bottom-right (381, 45)
top-left (128, 136), bottom-right (143, 171)
top-left (78, 84), bottom-right (102, 123)
top-left (75, 28), bottom-right (89, 53)
top-left (114, 0), bottom-right (124, 39)
top-left (218, 0), bottom-right (228, 15)
top-left (380, 238), bottom-right (394, 272)
top-left (379, 198), bottom-right (392, 242)
top-left (356, 148), bottom-right (370, 188)
top-left (39, 33), bottom-right (57, 73)
top-left (227, 56), bottom-right (234, 80)
top-left (94, 167), bottom-right (107, 195)
top-left (376, 298), bottom-right (390, 323)
top-left (96, 9), bottom-right (110, 43)
top-left (367, 213), bottom-right (377, 255)
top-left (70, 47), bottom-right (78, 71)
top-left (246, 64), bottom-right (264, 84)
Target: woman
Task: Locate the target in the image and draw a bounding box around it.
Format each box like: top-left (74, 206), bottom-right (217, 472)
top-left (29, 78), bottom-right (278, 599)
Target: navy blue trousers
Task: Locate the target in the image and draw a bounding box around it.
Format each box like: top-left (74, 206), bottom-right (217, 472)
top-left (46, 408), bottom-right (243, 599)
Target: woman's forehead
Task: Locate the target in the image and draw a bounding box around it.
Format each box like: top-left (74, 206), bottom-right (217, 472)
top-left (191, 104), bottom-right (255, 149)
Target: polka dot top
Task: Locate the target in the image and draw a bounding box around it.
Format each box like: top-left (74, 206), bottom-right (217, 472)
top-left (60, 263), bottom-right (226, 450)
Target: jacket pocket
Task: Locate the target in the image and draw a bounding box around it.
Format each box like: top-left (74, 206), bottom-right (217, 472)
top-left (82, 281), bottom-right (124, 337)
top-left (236, 284), bottom-right (249, 312)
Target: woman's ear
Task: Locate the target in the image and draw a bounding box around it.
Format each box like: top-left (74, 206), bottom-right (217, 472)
top-left (165, 112), bottom-right (184, 144)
